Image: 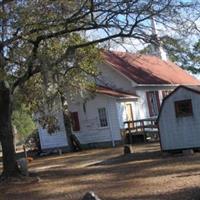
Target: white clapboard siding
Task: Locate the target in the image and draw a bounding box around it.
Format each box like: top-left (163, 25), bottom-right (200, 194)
top-left (134, 90), bottom-right (150, 119)
top-left (135, 89), bottom-right (170, 120)
top-left (97, 63), bottom-right (136, 91)
top-left (69, 94), bottom-right (121, 145)
top-left (116, 101), bottom-right (140, 128)
top-left (38, 111), bottom-right (68, 150)
top-left (159, 87), bottom-right (200, 151)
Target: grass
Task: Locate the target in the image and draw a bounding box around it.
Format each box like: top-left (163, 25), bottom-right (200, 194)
top-left (0, 143), bottom-right (200, 200)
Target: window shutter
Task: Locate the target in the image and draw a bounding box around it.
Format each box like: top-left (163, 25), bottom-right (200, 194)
top-left (146, 91), bottom-right (160, 117)
top-left (155, 91), bottom-right (160, 109)
top-left (71, 112), bottom-right (80, 131)
top-left (146, 92), bottom-right (153, 117)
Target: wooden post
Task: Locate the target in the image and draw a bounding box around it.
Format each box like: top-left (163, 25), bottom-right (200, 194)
top-left (23, 145), bottom-right (27, 160)
top-left (128, 121), bottom-right (133, 145)
top-left (141, 120), bottom-right (146, 142)
top-left (124, 144), bottom-right (134, 154)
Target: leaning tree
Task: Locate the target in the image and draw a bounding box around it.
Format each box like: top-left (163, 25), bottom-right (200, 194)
top-left (0, 0), bottom-right (200, 179)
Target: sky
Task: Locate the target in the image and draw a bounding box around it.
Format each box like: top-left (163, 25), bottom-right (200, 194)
top-left (84, 0), bottom-right (200, 54)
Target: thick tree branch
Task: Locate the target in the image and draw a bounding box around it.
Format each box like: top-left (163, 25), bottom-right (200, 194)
top-left (11, 41), bottom-right (40, 94)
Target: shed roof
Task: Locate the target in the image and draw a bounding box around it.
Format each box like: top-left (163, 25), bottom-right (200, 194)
top-left (102, 51), bottom-right (200, 85)
top-left (183, 85), bottom-right (200, 93)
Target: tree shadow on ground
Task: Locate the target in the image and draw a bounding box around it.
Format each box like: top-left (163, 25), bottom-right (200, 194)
top-left (3, 183), bottom-right (200, 200)
top-left (105, 186), bottom-right (200, 200)
top-left (1, 144), bottom-right (200, 200)
top-left (31, 148), bottom-right (200, 185)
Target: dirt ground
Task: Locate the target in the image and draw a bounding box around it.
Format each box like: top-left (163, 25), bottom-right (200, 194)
top-left (0, 143), bottom-right (200, 200)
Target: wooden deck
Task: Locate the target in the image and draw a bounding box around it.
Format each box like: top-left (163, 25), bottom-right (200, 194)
top-left (122, 118), bottom-right (159, 144)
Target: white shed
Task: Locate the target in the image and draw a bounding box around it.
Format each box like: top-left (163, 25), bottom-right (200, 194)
top-left (158, 86), bottom-right (200, 151)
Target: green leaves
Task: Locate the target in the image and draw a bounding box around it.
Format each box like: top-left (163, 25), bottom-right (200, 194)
top-left (140, 36), bottom-right (200, 75)
top-left (163, 38), bottom-right (200, 74)
top-left (12, 104), bottom-right (36, 141)
top-left (1, 0), bottom-right (199, 134)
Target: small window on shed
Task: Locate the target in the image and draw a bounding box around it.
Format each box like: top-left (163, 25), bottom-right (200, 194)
top-left (175, 99), bottom-right (193, 117)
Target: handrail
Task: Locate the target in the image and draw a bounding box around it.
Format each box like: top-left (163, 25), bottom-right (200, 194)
top-left (124, 118), bottom-right (158, 129)
top-left (122, 118), bottom-right (159, 143)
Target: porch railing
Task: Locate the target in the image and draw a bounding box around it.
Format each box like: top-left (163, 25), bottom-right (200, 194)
top-left (122, 118), bottom-right (159, 144)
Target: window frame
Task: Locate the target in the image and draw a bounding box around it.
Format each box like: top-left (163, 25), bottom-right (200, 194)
top-left (98, 107), bottom-right (109, 128)
top-left (146, 91), bottom-right (160, 117)
top-left (70, 112), bottom-right (80, 132)
top-left (174, 99), bottom-right (193, 118)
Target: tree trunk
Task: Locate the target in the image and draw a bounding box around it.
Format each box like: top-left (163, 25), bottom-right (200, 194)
top-left (0, 81), bottom-right (19, 178)
top-left (60, 94), bottom-right (74, 152)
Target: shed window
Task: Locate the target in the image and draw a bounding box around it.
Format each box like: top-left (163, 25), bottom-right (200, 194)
top-left (98, 107), bottom-right (108, 127)
top-left (175, 99), bottom-right (193, 117)
top-left (71, 112), bottom-right (80, 131)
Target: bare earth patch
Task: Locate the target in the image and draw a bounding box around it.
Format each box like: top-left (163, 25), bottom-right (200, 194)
top-left (0, 143), bottom-right (200, 200)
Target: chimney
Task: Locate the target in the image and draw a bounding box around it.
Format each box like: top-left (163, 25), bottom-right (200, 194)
top-left (150, 17), bottom-right (168, 61)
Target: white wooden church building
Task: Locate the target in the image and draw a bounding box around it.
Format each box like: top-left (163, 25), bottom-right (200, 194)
top-left (37, 50), bottom-right (200, 150)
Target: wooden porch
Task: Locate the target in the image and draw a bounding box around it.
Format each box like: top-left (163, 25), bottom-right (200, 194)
top-left (122, 118), bottom-right (159, 144)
